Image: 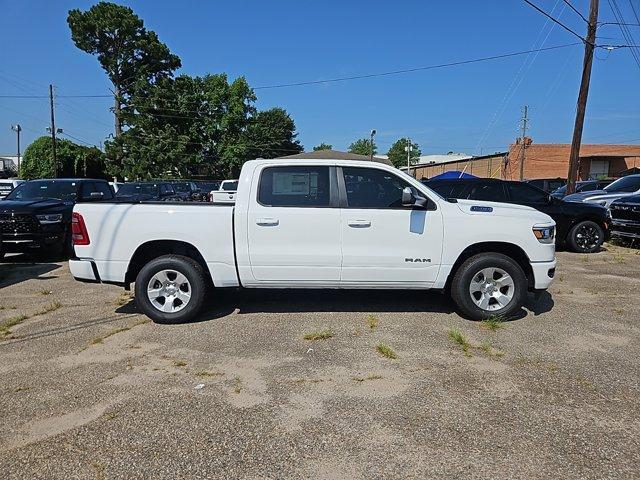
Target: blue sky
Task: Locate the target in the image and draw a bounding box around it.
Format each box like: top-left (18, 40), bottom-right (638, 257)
top-left (1, 0), bottom-right (639, 157)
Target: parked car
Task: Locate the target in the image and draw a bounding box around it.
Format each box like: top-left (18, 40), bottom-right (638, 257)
top-left (0, 179), bottom-right (25, 200)
top-left (551, 179), bottom-right (613, 199)
top-left (70, 159), bottom-right (556, 322)
top-left (609, 194), bottom-right (640, 242)
top-left (424, 177), bottom-right (609, 253)
top-left (0, 178), bottom-right (113, 257)
top-left (210, 179), bottom-right (238, 204)
top-left (171, 181), bottom-right (208, 202)
top-left (195, 181), bottom-right (221, 194)
top-left (115, 182), bottom-right (183, 202)
top-left (563, 174), bottom-right (640, 208)
top-left (525, 178), bottom-right (566, 193)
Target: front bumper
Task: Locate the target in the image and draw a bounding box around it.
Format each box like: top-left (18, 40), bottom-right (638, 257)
top-left (1, 232), bottom-right (64, 252)
top-left (611, 219), bottom-right (640, 239)
top-left (530, 258), bottom-right (557, 290)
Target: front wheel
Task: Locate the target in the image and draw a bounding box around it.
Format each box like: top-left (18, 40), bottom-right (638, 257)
top-left (451, 253), bottom-right (527, 320)
top-left (567, 220), bottom-right (604, 253)
top-left (135, 254), bottom-right (208, 324)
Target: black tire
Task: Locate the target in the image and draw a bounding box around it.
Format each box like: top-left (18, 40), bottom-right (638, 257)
top-left (567, 220), bottom-right (604, 253)
top-left (135, 254), bottom-right (208, 324)
top-left (451, 253), bottom-right (527, 321)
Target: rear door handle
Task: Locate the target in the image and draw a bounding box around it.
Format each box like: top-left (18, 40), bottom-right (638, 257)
top-left (256, 217), bottom-right (279, 226)
top-left (347, 219), bottom-right (371, 228)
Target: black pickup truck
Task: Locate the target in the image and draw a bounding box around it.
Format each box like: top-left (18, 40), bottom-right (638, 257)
top-left (610, 195), bottom-right (640, 242)
top-left (0, 178), bottom-right (113, 258)
top-left (423, 177), bottom-right (610, 253)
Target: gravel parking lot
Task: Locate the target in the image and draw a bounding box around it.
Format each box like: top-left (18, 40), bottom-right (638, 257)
top-left (1, 245), bottom-right (639, 479)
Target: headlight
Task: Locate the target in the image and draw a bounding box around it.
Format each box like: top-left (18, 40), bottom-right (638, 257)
top-left (532, 225), bottom-right (555, 244)
top-left (36, 213), bottom-right (63, 224)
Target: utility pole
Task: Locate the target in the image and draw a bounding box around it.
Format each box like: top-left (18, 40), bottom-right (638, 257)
top-left (369, 129), bottom-right (376, 161)
top-left (49, 84), bottom-right (58, 177)
top-left (405, 138), bottom-right (413, 177)
top-left (566, 0), bottom-right (599, 194)
top-left (519, 105), bottom-right (529, 181)
top-left (11, 124), bottom-right (21, 175)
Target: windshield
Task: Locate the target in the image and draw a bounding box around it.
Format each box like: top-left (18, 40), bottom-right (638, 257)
top-left (221, 181), bottom-right (238, 191)
top-left (116, 184), bottom-right (160, 197)
top-left (604, 176), bottom-right (640, 193)
top-left (6, 180), bottom-right (77, 201)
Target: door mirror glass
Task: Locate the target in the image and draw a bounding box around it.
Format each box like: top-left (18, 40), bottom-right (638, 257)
top-left (402, 187), bottom-right (414, 205)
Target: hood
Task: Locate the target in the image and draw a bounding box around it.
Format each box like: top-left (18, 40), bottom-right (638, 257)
top-left (563, 190), bottom-right (635, 203)
top-left (455, 199), bottom-right (553, 224)
top-left (0, 198), bottom-right (73, 214)
top-left (612, 195), bottom-right (640, 206)
top-left (563, 190), bottom-right (607, 202)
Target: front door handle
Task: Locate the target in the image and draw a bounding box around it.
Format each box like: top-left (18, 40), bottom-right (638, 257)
top-left (347, 219), bottom-right (371, 228)
top-left (256, 217), bottom-right (279, 226)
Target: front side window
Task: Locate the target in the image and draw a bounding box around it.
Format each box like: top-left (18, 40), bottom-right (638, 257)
top-left (506, 183), bottom-right (549, 203)
top-left (605, 176), bottom-right (640, 193)
top-left (342, 167), bottom-right (414, 208)
top-left (258, 166), bottom-right (330, 207)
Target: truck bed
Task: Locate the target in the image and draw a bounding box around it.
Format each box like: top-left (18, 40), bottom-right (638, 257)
top-left (73, 202), bottom-right (238, 287)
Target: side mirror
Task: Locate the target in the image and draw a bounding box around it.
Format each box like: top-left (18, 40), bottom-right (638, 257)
top-left (402, 187), bottom-right (428, 208)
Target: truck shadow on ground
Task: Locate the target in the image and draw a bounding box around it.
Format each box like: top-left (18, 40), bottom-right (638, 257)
top-left (116, 288), bottom-right (554, 324)
top-left (0, 254), bottom-right (60, 289)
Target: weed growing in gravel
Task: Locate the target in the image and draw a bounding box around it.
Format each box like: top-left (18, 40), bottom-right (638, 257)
top-left (448, 329), bottom-right (471, 354)
top-left (0, 314), bottom-right (29, 338)
top-left (481, 315), bottom-right (504, 331)
top-left (39, 289), bottom-right (53, 295)
top-left (39, 301), bottom-right (62, 315)
top-left (613, 308), bottom-right (625, 316)
top-left (233, 376), bottom-right (243, 394)
top-left (304, 329), bottom-right (333, 340)
top-left (104, 411), bottom-right (118, 421)
top-left (366, 314), bottom-right (378, 330)
top-left (195, 370), bottom-right (223, 378)
top-left (353, 374), bottom-right (383, 382)
top-left (90, 327), bottom-right (131, 345)
top-left (376, 342), bottom-right (398, 359)
top-left (173, 360), bottom-right (188, 367)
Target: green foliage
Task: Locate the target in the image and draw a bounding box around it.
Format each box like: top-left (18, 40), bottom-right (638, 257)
top-left (348, 138), bottom-right (377, 156)
top-left (387, 138), bottom-right (421, 168)
top-left (20, 137), bottom-right (107, 180)
top-left (313, 143), bottom-right (333, 151)
top-left (243, 108), bottom-right (303, 163)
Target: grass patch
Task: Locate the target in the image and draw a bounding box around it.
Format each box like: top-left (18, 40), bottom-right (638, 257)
top-left (116, 293), bottom-right (134, 306)
top-left (480, 315), bottom-right (504, 331)
top-left (353, 374), bottom-right (383, 382)
top-left (38, 300), bottom-right (62, 315)
top-left (366, 314), bottom-right (378, 330)
top-left (173, 360), bottom-right (187, 367)
top-left (0, 314), bottom-right (29, 338)
top-left (303, 329), bottom-right (333, 341)
top-left (233, 376), bottom-right (243, 394)
top-left (39, 289), bottom-right (53, 295)
top-left (613, 307), bottom-right (624, 316)
top-left (448, 328), bottom-right (471, 354)
top-left (89, 326), bottom-right (130, 345)
top-left (104, 411), bottom-right (118, 421)
top-left (376, 342), bottom-right (398, 359)
top-left (195, 370), bottom-right (223, 378)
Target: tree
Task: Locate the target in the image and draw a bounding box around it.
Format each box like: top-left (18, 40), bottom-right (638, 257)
top-left (243, 108), bottom-right (303, 163)
top-left (313, 143), bottom-right (332, 151)
top-left (67, 2), bottom-right (181, 136)
top-left (387, 138), bottom-right (422, 169)
top-left (348, 138), bottom-right (377, 156)
top-left (20, 137), bottom-right (107, 180)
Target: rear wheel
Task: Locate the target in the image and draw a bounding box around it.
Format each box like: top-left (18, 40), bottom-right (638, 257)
top-left (135, 254), bottom-right (207, 324)
top-left (567, 220), bottom-right (604, 253)
top-left (451, 253), bottom-right (527, 320)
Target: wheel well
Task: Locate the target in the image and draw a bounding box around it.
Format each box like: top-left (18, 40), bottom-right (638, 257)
top-left (447, 242), bottom-right (534, 290)
top-left (125, 240), bottom-right (209, 287)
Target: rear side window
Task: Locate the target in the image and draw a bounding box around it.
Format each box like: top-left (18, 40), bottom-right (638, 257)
top-left (258, 166), bottom-right (330, 207)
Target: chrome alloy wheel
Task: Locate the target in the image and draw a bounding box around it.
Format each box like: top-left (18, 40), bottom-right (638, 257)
top-left (147, 269), bottom-right (191, 313)
top-left (468, 267), bottom-right (515, 311)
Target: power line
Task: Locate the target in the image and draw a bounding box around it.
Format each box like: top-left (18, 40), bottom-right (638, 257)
top-left (562, 0), bottom-right (589, 22)
top-left (607, 0), bottom-right (640, 70)
top-left (522, 0), bottom-right (589, 42)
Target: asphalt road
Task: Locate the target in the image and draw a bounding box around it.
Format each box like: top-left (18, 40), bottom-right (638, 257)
top-left (1, 245), bottom-right (639, 479)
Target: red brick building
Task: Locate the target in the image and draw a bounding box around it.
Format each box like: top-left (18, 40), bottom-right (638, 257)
top-left (505, 139), bottom-right (640, 180)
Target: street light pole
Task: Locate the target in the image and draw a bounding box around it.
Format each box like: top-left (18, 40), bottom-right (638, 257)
top-left (369, 129), bottom-right (376, 161)
top-left (11, 124), bottom-right (21, 175)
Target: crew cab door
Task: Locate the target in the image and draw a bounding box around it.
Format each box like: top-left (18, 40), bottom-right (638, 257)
top-left (245, 165), bottom-right (341, 285)
top-left (504, 182), bottom-right (567, 238)
top-left (338, 166), bottom-right (443, 287)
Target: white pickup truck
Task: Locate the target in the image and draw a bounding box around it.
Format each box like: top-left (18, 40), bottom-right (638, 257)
top-left (70, 158), bottom-right (556, 323)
